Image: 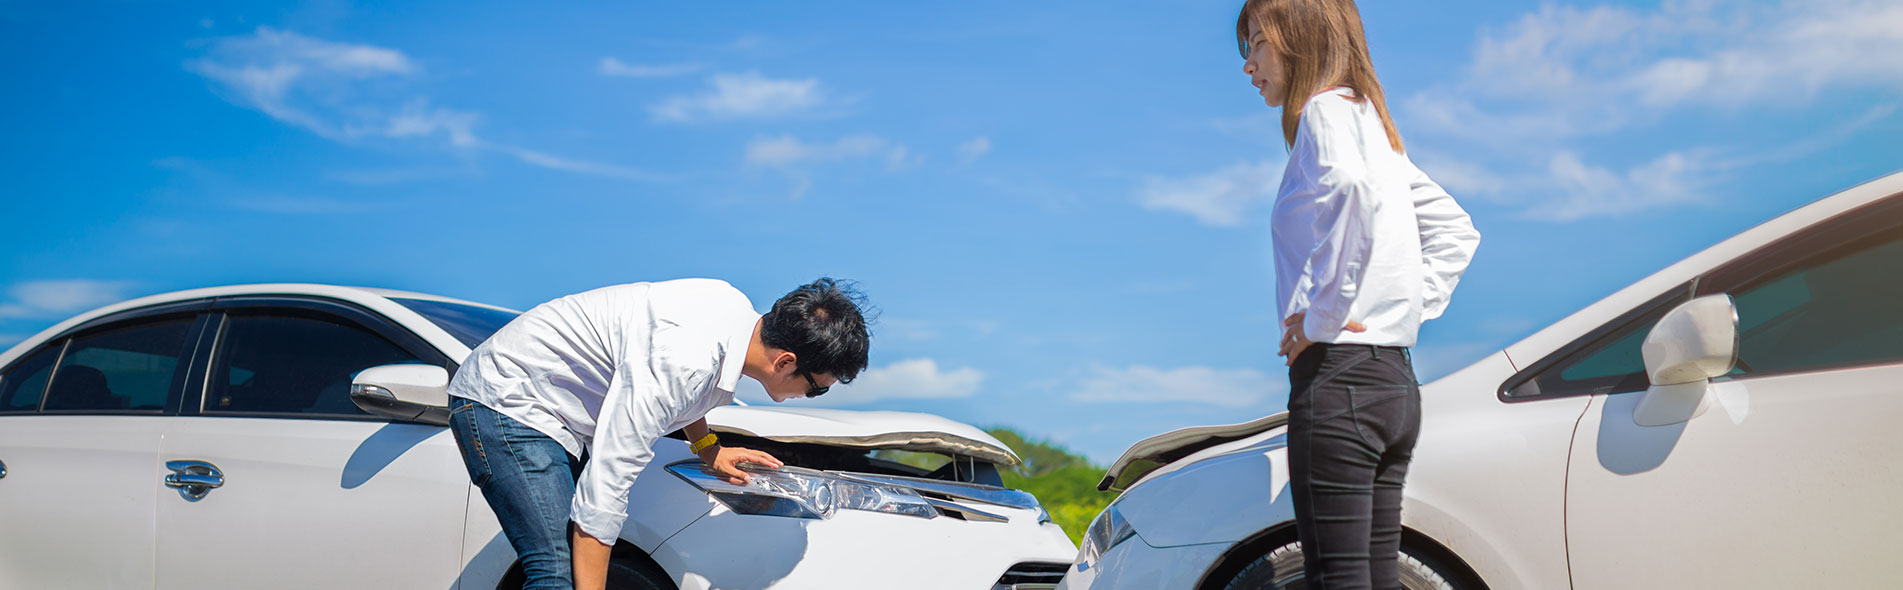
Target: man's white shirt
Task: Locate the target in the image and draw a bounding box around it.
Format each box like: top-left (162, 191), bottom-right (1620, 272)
top-left (447, 278), bottom-right (760, 542)
top-left (1273, 87), bottom-right (1481, 348)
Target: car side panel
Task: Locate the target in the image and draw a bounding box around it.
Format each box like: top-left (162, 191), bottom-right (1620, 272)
top-left (0, 416), bottom-right (165, 589)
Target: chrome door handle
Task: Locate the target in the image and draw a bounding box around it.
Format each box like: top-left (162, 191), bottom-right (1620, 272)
top-left (165, 460), bottom-right (224, 499)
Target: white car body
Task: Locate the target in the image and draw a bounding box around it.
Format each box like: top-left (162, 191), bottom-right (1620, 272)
top-left (1061, 170), bottom-right (1903, 589)
top-left (0, 284), bottom-right (1074, 589)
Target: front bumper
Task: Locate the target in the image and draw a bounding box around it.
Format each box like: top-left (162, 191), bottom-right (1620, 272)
top-left (1056, 535), bottom-right (1229, 590)
top-left (655, 500), bottom-right (1077, 589)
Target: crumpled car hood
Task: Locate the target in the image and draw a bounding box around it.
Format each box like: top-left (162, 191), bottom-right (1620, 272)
top-left (704, 406), bottom-right (1021, 466)
top-left (1098, 412), bottom-right (1290, 492)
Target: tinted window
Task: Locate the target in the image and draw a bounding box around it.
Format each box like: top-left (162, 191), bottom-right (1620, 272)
top-left (1505, 287), bottom-right (1688, 399)
top-left (392, 298), bottom-right (519, 349)
top-left (0, 343), bottom-right (63, 411)
top-left (208, 314), bottom-right (423, 416)
top-left (42, 319), bottom-right (195, 412)
top-left (1726, 230), bottom-right (1903, 376)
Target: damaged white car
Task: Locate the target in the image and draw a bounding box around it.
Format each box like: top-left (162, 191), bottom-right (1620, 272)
top-left (0, 284), bottom-right (1075, 589)
top-left (1061, 171), bottom-right (1903, 589)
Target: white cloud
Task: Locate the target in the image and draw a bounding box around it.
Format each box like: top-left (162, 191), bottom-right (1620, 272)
top-left (598, 57), bottom-right (702, 78)
top-left (650, 72), bottom-right (827, 122)
top-left (958, 136), bottom-right (991, 162)
top-left (1138, 158), bottom-right (1286, 227)
top-left (1397, 0), bottom-right (1903, 221)
top-left (789, 358), bottom-right (985, 407)
top-left (0, 280), bottom-right (138, 319)
top-left (745, 134), bottom-right (896, 167)
top-left (1070, 365), bottom-right (1284, 408)
top-left (188, 28), bottom-right (662, 182)
top-left (744, 134), bottom-right (910, 197)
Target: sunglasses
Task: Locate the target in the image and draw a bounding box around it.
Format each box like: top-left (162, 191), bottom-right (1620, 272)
top-left (799, 371), bottom-right (830, 398)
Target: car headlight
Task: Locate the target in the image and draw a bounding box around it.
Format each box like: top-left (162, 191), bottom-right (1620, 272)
top-left (666, 461), bottom-right (938, 520)
top-left (1079, 504), bottom-right (1138, 567)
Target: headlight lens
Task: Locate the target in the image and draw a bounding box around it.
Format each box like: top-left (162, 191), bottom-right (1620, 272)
top-left (1080, 504), bottom-right (1138, 566)
top-left (667, 462), bottom-right (938, 520)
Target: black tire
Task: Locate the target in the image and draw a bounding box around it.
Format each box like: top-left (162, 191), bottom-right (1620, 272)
top-left (1221, 541), bottom-right (1463, 590)
top-left (496, 550), bottom-right (677, 590)
top-left (605, 552), bottom-right (676, 590)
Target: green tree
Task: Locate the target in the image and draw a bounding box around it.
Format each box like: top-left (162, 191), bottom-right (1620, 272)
top-left (987, 427), bottom-right (1114, 545)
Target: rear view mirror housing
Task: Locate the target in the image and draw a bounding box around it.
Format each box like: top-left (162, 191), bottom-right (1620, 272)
top-left (351, 364), bottom-right (452, 426)
top-left (1633, 294), bottom-right (1739, 426)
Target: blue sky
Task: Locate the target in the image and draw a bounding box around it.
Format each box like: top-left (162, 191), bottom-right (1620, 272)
top-left (3, 0), bottom-right (1899, 463)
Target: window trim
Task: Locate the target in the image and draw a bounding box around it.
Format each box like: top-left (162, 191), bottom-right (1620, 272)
top-left (0, 339), bottom-right (69, 415)
top-left (194, 296), bottom-right (453, 422)
top-left (35, 313), bottom-right (211, 416)
top-left (1693, 190), bottom-right (1903, 382)
top-left (1497, 282), bottom-right (1694, 403)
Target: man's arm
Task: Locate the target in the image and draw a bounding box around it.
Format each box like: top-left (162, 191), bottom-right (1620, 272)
top-left (572, 524), bottom-right (612, 590)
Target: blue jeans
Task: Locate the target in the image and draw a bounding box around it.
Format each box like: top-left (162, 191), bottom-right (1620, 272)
top-left (449, 396), bottom-right (585, 590)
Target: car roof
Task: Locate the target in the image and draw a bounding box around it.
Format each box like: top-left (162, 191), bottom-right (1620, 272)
top-left (0, 283), bottom-right (517, 367)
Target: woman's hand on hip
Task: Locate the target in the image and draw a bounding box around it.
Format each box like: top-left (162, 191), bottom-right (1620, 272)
top-left (1280, 313), bottom-right (1367, 366)
top-left (700, 445), bottom-right (785, 485)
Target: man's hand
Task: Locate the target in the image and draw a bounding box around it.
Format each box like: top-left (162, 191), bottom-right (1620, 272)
top-left (699, 445), bottom-right (784, 485)
top-left (1279, 312), bottom-right (1367, 366)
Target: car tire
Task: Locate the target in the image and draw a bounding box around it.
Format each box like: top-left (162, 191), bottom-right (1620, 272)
top-left (605, 554), bottom-right (676, 590)
top-left (496, 552), bottom-right (677, 590)
top-left (1221, 541), bottom-right (1464, 590)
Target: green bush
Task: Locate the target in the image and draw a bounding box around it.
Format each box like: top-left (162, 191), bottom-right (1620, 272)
top-left (988, 427), bottom-right (1115, 545)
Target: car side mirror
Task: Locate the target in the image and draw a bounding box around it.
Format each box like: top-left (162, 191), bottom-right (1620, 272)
top-left (351, 364), bottom-right (452, 426)
top-left (1633, 294), bottom-right (1738, 426)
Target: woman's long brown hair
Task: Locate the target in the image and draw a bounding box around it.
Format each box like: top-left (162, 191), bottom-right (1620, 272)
top-left (1237, 0), bottom-right (1404, 153)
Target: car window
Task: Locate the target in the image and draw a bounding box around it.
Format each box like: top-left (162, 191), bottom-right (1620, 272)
top-left (1504, 287), bottom-right (1688, 399)
top-left (0, 343), bottom-right (64, 412)
top-left (391, 298), bottom-right (520, 349)
top-left (208, 313), bottom-right (425, 417)
top-left (42, 319), bottom-right (196, 412)
top-left (1725, 229), bottom-right (1903, 376)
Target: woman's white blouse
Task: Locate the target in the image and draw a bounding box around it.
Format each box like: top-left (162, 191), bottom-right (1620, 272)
top-left (1273, 87), bottom-right (1481, 348)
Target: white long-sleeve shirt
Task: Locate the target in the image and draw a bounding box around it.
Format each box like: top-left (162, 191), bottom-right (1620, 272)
top-left (1272, 87), bottom-right (1480, 348)
top-left (446, 279), bottom-right (760, 542)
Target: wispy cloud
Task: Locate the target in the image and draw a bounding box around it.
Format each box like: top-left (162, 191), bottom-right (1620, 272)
top-left (598, 57), bottom-right (702, 78)
top-left (1138, 158), bottom-right (1287, 227)
top-left (0, 280), bottom-right (139, 319)
top-left (1070, 364), bottom-right (1284, 408)
top-left (744, 134), bottom-right (911, 197)
top-left (650, 72), bottom-right (830, 122)
top-left (957, 136), bottom-right (992, 162)
top-left (189, 27), bottom-right (663, 181)
top-left (808, 358), bottom-right (986, 407)
top-left (1399, 0), bottom-right (1903, 220)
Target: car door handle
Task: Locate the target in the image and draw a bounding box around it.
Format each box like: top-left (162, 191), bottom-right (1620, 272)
top-left (165, 460), bottom-right (224, 499)
top-left (1, 457), bottom-right (8, 479)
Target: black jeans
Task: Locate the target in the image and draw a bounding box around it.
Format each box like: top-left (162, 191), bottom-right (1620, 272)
top-left (1287, 343), bottom-right (1422, 590)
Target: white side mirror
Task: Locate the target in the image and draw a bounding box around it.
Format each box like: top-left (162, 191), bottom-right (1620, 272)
top-left (1633, 294), bottom-right (1738, 426)
top-left (351, 364), bottom-right (452, 425)
top-left (1642, 294), bottom-right (1739, 385)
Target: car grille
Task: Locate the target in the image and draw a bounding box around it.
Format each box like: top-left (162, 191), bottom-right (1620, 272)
top-left (992, 562), bottom-right (1067, 590)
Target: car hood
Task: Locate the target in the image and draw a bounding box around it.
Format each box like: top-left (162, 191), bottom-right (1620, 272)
top-left (1098, 412), bottom-right (1290, 493)
top-left (703, 406), bottom-right (1021, 466)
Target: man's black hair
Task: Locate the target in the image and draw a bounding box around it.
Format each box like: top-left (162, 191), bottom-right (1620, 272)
top-left (760, 278), bottom-right (874, 383)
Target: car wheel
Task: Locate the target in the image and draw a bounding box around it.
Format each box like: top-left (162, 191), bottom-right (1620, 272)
top-left (496, 553), bottom-right (677, 590)
top-left (1220, 541), bottom-right (1464, 590)
top-left (606, 553), bottom-right (677, 590)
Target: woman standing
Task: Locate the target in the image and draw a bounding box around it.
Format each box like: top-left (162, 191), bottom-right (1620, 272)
top-left (1237, 1), bottom-right (1480, 588)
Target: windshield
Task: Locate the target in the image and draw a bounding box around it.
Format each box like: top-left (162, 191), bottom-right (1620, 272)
top-left (392, 298), bottom-right (520, 349)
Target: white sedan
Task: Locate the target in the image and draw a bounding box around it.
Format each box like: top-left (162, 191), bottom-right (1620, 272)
top-left (0, 284), bottom-right (1074, 589)
top-left (1061, 170), bottom-right (1903, 590)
